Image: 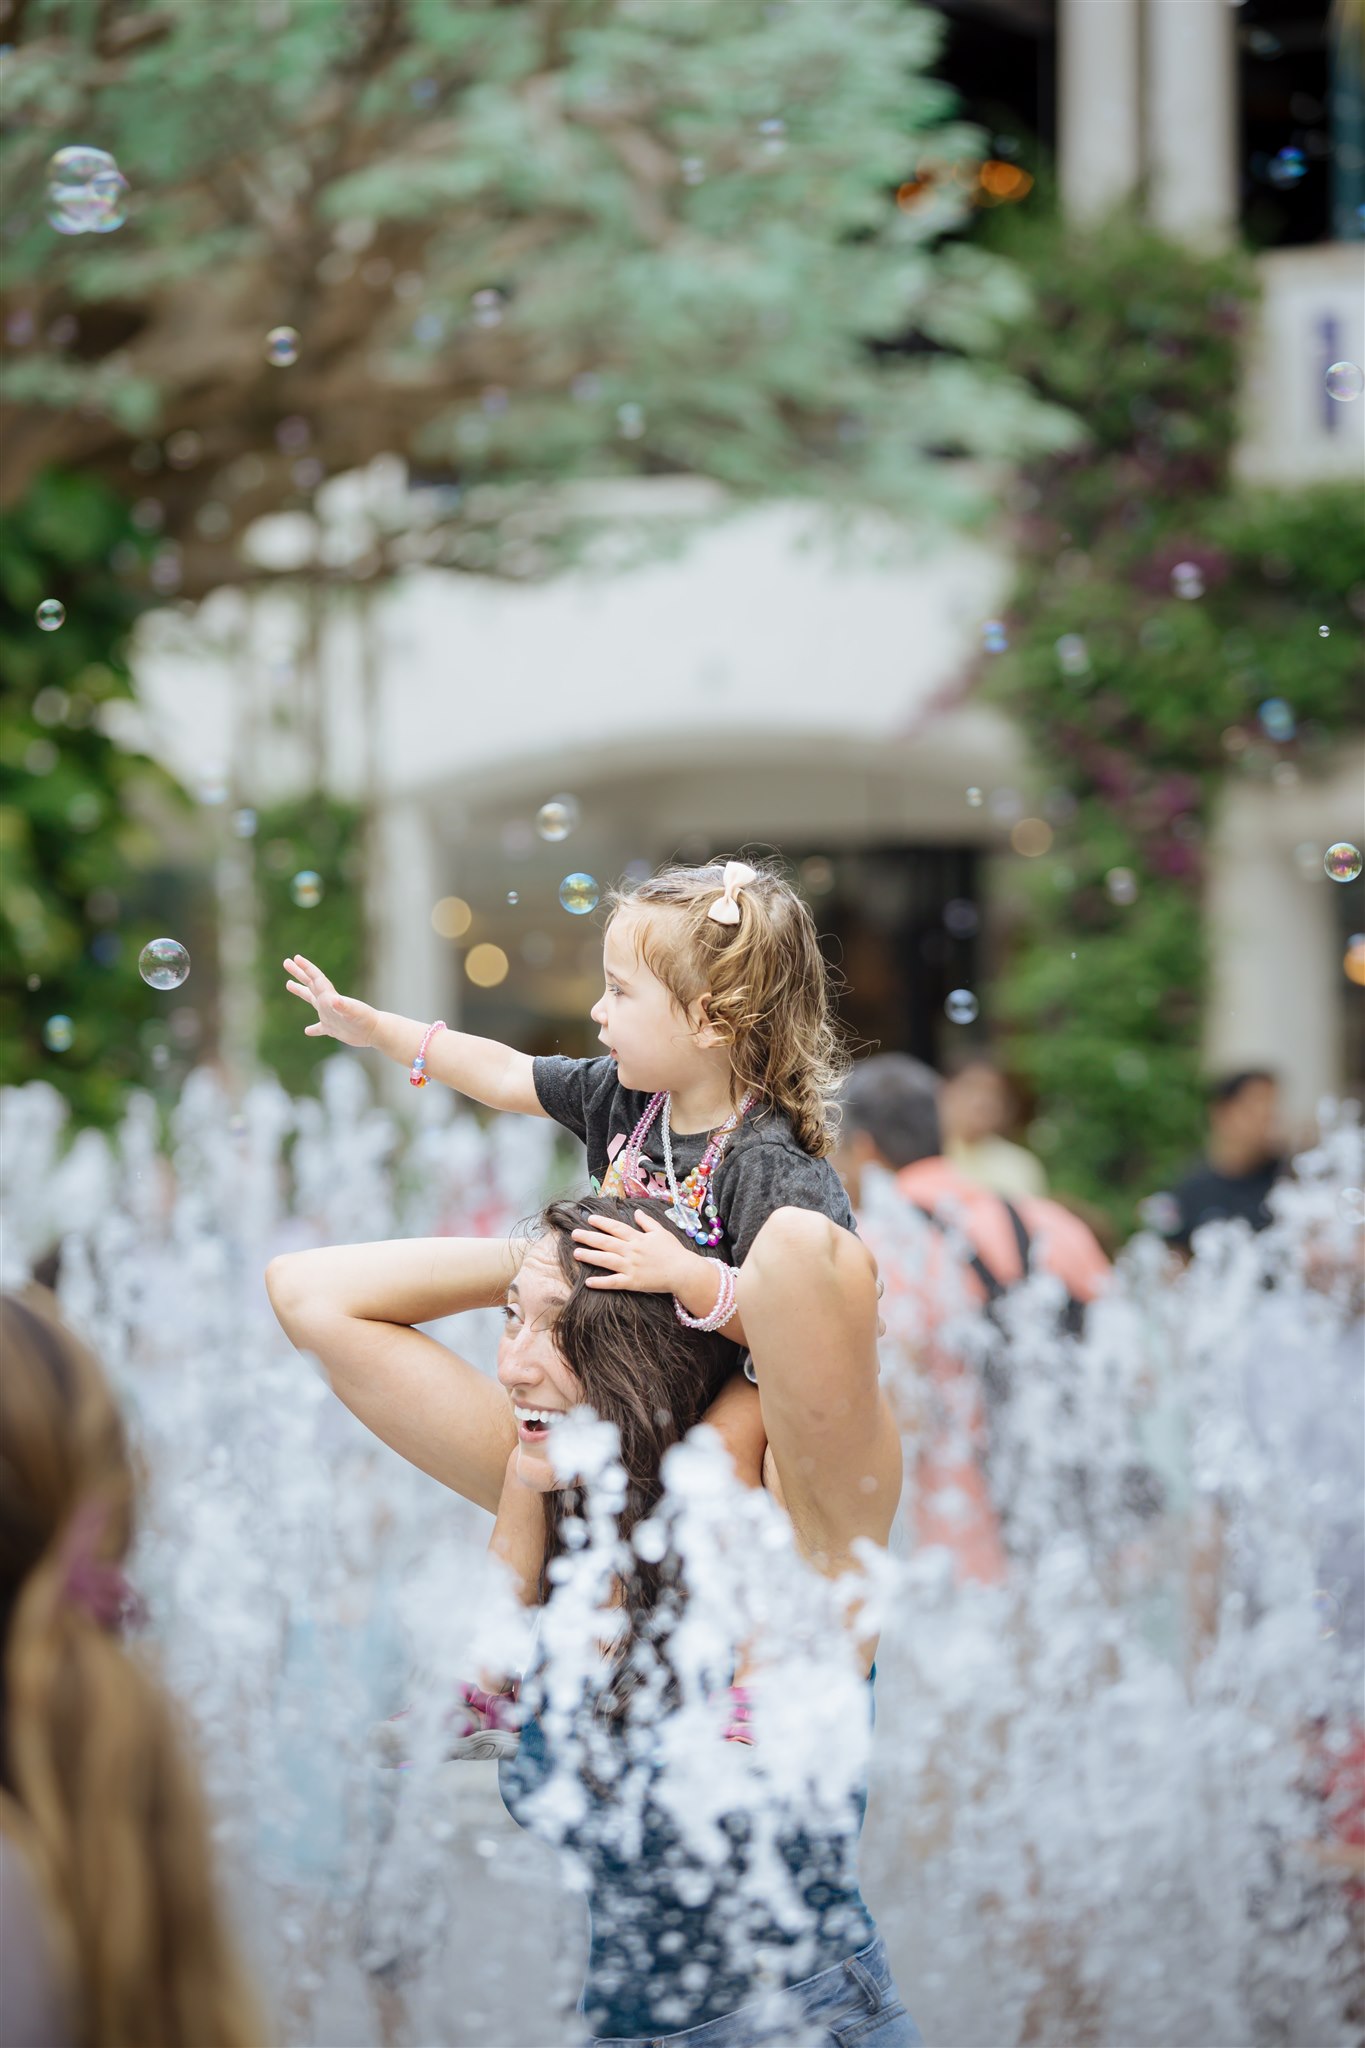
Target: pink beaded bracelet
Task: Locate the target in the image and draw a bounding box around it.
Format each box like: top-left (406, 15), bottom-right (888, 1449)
top-left (409, 1019), bottom-right (446, 1088)
top-left (674, 1261), bottom-right (738, 1334)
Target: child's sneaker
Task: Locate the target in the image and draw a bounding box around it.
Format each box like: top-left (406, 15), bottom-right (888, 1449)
top-left (444, 1679), bottom-right (523, 1761)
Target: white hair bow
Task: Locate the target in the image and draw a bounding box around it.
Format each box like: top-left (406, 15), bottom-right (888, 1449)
top-left (707, 859), bottom-right (758, 926)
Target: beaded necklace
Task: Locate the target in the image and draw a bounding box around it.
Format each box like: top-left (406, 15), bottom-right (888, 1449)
top-left (617, 1090), bottom-right (755, 1247)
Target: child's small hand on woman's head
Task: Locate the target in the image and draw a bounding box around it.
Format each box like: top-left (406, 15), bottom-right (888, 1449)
top-left (571, 1207), bottom-right (703, 1296)
top-left (283, 955), bottom-right (379, 1047)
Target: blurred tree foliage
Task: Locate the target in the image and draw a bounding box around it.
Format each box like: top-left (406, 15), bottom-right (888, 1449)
top-left (252, 792), bottom-right (367, 1097)
top-left (0, 0), bottom-right (1076, 600)
top-left (983, 211), bottom-right (1365, 1228)
top-left (0, 470), bottom-right (203, 1124)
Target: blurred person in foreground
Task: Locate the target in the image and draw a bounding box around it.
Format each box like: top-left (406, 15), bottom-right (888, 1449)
top-left (835, 1054), bottom-right (1110, 1585)
top-left (1155, 1068), bottom-right (1285, 1255)
top-left (939, 1052), bottom-right (1049, 1202)
top-left (0, 1290), bottom-right (264, 2048)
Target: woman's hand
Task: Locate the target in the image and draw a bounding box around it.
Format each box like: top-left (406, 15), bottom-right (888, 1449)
top-left (283, 954), bottom-right (379, 1047)
top-left (571, 1207), bottom-right (704, 1298)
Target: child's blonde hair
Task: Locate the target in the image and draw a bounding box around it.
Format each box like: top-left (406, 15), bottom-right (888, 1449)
top-left (607, 859), bottom-right (849, 1158)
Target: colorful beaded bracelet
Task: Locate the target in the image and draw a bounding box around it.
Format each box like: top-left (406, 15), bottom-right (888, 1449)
top-left (409, 1019), bottom-right (447, 1087)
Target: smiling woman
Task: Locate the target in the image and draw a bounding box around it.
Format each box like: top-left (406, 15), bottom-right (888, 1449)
top-left (264, 1198), bottom-right (917, 2048)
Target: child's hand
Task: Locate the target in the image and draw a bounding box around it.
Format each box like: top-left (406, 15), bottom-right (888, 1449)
top-left (283, 954), bottom-right (379, 1048)
top-left (571, 1208), bottom-right (705, 1297)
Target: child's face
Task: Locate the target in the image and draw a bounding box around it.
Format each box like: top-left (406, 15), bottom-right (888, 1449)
top-left (591, 908), bottom-right (718, 1094)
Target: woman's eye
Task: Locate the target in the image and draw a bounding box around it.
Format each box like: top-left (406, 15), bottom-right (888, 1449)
top-left (502, 1304), bottom-right (520, 1325)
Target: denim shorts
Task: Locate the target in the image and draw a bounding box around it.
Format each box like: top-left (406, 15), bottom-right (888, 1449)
top-left (585, 1933), bottom-right (922, 2048)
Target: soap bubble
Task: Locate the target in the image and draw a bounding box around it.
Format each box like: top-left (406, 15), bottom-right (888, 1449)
top-left (290, 869), bottom-right (324, 908)
top-left (1266, 146), bottom-right (1306, 189)
top-left (616, 402), bottom-right (645, 440)
top-left (559, 873), bottom-right (600, 916)
top-left (232, 808), bottom-right (258, 838)
top-left (507, 890), bottom-right (519, 905)
top-left (35, 599), bottom-right (66, 631)
top-left (1105, 867), bottom-right (1139, 906)
top-left (680, 157), bottom-right (706, 186)
top-left (536, 796), bottom-right (580, 842)
top-left (1170, 561), bottom-right (1205, 600)
top-left (943, 899), bottom-right (979, 937)
top-left (1324, 843), bottom-right (1362, 884)
top-left (944, 989), bottom-right (979, 1026)
top-left (965, 787), bottom-right (984, 808)
top-left (1325, 361), bottom-right (1364, 402)
top-left (982, 620), bottom-right (1009, 654)
top-left (471, 288), bottom-right (504, 328)
top-left (758, 117), bottom-right (787, 156)
top-left (138, 938), bottom-right (191, 990)
top-left (46, 146), bottom-right (128, 235)
top-left (265, 326), bottom-right (300, 367)
top-left (42, 1015), bottom-right (75, 1052)
top-left (1258, 698), bottom-right (1296, 743)
top-left (1318, 624), bottom-right (1330, 638)
top-left (1055, 633), bottom-right (1090, 677)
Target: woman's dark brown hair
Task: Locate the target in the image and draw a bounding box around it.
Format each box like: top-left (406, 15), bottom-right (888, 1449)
top-left (0, 1289), bottom-right (265, 2048)
top-left (532, 1198), bottom-right (740, 1708)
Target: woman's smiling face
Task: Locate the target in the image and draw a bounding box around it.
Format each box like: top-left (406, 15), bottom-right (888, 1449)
top-left (496, 1240), bottom-right (579, 1483)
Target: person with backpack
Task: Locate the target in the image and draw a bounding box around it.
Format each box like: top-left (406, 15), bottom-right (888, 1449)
top-left (834, 1054), bottom-right (1111, 1584)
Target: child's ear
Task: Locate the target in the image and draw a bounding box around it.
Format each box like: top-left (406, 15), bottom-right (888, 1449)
top-left (691, 992), bottom-right (728, 1050)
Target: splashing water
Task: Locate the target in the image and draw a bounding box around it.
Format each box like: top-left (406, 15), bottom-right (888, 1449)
top-left (2, 1064), bottom-right (1361, 2045)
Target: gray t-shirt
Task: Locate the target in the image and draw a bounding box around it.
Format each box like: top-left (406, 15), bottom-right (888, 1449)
top-left (532, 1054), bottom-right (854, 1266)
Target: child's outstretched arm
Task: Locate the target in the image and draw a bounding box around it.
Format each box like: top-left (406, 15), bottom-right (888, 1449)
top-left (283, 954), bottom-right (546, 1117)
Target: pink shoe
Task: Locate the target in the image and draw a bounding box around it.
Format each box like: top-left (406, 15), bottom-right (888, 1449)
top-left (445, 1679), bottom-right (523, 1761)
top-left (723, 1684), bottom-right (754, 1747)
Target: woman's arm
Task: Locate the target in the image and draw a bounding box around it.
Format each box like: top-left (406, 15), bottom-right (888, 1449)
top-left (265, 1236), bottom-right (522, 1512)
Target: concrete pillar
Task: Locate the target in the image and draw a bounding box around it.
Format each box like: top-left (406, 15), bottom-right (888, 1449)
top-left (368, 796), bottom-right (455, 1110)
top-left (1058, 0), bottom-right (1143, 224)
top-left (1146, 0), bottom-right (1238, 247)
top-left (1205, 782), bottom-right (1344, 1134)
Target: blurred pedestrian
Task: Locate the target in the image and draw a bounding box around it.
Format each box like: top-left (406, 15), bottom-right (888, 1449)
top-left (836, 1054), bottom-right (1109, 1584)
top-left (939, 1053), bottom-right (1049, 1202)
top-left (1158, 1069), bottom-right (1285, 1254)
top-left (0, 1290), bottom-right (264, 2048)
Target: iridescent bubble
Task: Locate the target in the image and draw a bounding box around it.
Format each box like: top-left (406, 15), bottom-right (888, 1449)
top-left (471, 288), bottom-right (504, 329)
top-left (195, 767), bottom-right (229, 806)
top-left (616, 402), bottom-right (645, 440)
top-left (758, 117), bottom-right (787, 156)
top-left (506, 890), bottom-right (519, 905)
top-left (1324, 843), bottom-right (1362, 884)
top-left (1325, 361), bottom-right (1364, 402)
top-left (232, 807), bottom-right (258, 838)
top-left (1055, 633), bottom-right (1090, 677)
top-left (966, 787), bottom-right (984, 808)
top-left (558, 873), bottom-right (600, 916)
top-left (265, 326), bottom-right (300, 367)
top-left (138, 938), bottom-right (191, 990)
top-left (1266, 146), bottom-right (1306, 189)
top-left (1105, 866), bottom-right (1139, 906)
top-left (46, 145), bottom-right (128, 235)
top-left (536, 796), bottom-right (580, 842)
top-left (43, 1015), bottom-right (74, 1052)
top-left (944, 989), bottom-right (979, 1026)
top-left (1318, 624), bottom-right (1330, 638)
top-left (982, 620), bottom-right (1009, 654)
top-left (35, 599), bottom-right (65, 631)
top-left (1170, 561), bottom-right (1204, 600)
top-left (1257, 697), bottom-right (1296, 743)
top-left (290, 869), bottom-right (324, 908)
top-left (680, 157), bottom-right (706, 187)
